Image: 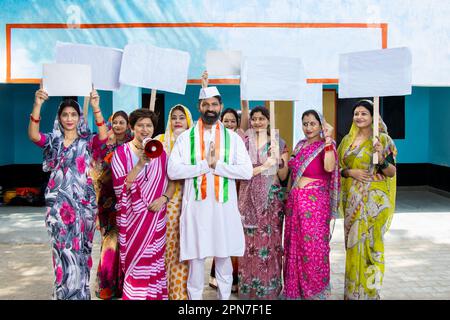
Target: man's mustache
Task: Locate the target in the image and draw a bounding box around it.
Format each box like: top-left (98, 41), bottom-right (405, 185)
top-left (201, 111), bottom-right (220, 124)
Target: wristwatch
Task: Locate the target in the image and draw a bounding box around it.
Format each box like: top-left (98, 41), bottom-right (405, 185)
top-left (378, 159), bottom-right (389, 170)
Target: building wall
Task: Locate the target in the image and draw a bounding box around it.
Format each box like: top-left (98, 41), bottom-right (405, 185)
top-left (0, 85), bottom-right (14, 165)
top-left (1, 83), bottom-right (449, 169)
top-left (394, 86), bottom-right (430, 164)
top-left (163, 85), bottom-right (264, 126)
top-left (429, 87), bottom-right (450, 167)
top-left (2, 1), bottom-right (450, 86)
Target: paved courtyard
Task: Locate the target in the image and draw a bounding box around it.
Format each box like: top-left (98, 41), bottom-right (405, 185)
top-left (1, 186), bottom-right (450, 300)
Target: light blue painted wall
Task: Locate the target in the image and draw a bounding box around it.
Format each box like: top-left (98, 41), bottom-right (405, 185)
top-left (429, 87), bottom-right (450, 167)
top-left (112, 85), bottom-right (141, 115)
top-left (394, 86), bottom-right (430, 164)
top-left (2, 1), bottom-right (450, 86)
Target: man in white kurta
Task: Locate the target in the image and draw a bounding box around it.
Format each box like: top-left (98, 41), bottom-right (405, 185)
top-left (168, 87), bottom-right (252, 300)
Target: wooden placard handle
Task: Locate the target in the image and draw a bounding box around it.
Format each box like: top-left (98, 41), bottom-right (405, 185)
top-left (373, 96), bottom-right (380, 164)
top-left (269, 100), bottom-right (280, 161)
top-left (149, 89), bottom-right (157, 111)
top-left (83, 96), bottom-right (89, 124)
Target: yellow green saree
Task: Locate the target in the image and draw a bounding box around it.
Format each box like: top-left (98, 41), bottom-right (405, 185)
top-left (338, 123), bottom-right (397, 300)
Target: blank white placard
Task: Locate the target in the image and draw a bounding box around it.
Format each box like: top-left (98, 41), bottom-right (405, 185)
top-left (241, 56), bottom-right (305, 101)
top-left (55, 42), bottom-right (123, 91)
top-left (119, 44), bottom-right (190, 95)
top-left (43, 63), bottom-right (92, 97)
top-left (338, 47), bottom-right (412, 98)
top-left (206, 50), bottom-right (241, 76)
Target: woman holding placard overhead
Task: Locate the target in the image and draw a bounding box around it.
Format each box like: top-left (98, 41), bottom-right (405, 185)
top-left (338, 99), bottom-right (397, 300)
top-left (237, 106), bottom-right (289, 299)
top-left (28, 86), bottom-right (108, 300)
top-left (155, 104), bottom-right (193, 300)
top-left (282, 109), bottom-right (339, 300)
top-left (93, 110), bottom-right (132, 300)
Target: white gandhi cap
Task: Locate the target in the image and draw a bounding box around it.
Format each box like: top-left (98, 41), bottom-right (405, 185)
top-left (199, 86), bottom-right (221, 99)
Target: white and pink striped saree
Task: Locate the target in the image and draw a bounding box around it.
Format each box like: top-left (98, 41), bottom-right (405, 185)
top-left (112, 143), bottom-right (168, 300)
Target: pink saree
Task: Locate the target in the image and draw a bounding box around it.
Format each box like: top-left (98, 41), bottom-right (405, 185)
top-left (283, 140), bottom-right (339, 300)
top-left (111, 143), bottom-right (168, 300)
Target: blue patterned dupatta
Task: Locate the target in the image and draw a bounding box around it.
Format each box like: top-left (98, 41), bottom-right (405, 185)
top-left (42, 100), bottom-right (91, 172)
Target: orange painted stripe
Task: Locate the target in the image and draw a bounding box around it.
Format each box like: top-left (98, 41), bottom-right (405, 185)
top-left (381, 23), bottom-right (388, 49)
top-left (188, 79), bottom-right (240, 85)
top-left (7, 78), bottom-right (41, 83)
top-left (6, 25), bottom-right (11, 82)
top-left (307, 78), bottom-right (339, 84)
top-left (12, 78), bottom-right (340, 84)
top-left (7, 22), bottom-right (389, 29)
top-left (192, 78), bottom-right (339, 84)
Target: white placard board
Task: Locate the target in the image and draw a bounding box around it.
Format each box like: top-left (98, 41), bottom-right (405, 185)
top-left (241, 56), bottom-right (305, 101)
top-left (339, 47), bottom-right (412, 98)
top-left (206, 50), bottom-right (241, 76)
top-left (119, 44), bottom-right (190, 94)
top-left (43, 63), bottom-right (92, 97)
top-left (55, 42), bottom-right (123, 91)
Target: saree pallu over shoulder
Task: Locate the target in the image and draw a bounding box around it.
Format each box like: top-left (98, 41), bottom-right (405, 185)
top-left (338, 132), bottom-right (398, 235)
top-left (290, 139), bottom-right (340, 220)
top-left (238, 135), bottom-right (287, 229)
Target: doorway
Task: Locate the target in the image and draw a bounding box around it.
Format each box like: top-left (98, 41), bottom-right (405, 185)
top-left (141, 92), bottom-right (166, 137)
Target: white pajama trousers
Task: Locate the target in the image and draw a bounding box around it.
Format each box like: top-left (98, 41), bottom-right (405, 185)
top-left (188, 257), bottom-right (233, 300)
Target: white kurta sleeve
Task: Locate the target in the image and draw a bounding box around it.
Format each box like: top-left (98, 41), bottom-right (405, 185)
top-left (213, 134), bottom-right (253, 180)
top-left (168, 133), bottom-right (211, 180)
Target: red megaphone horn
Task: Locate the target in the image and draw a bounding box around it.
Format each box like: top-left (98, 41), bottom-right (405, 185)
top-left (143, 137), bottom-right (164, 158)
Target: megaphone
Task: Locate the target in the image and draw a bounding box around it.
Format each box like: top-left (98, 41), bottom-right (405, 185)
top-left (142, 137), bottom-right (164, 158)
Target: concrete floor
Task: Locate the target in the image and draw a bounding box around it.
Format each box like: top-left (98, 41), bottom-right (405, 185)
top-left (1, 186), bottom-right (450, 300)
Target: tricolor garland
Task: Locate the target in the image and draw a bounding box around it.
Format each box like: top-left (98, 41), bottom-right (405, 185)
top-left (190, 118), bottom-right (230, 203)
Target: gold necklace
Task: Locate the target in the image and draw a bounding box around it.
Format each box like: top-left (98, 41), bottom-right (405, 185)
top-left (132, 142), bottom-right (143, 150)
